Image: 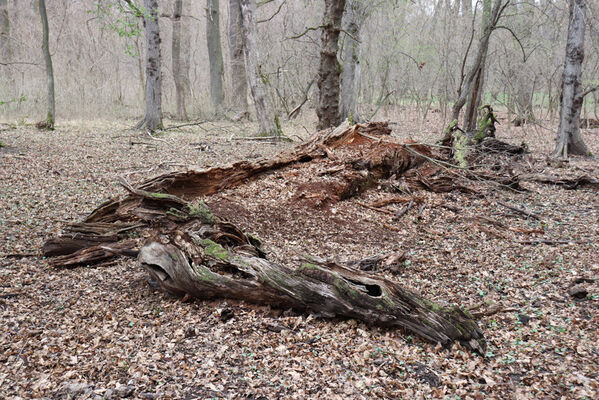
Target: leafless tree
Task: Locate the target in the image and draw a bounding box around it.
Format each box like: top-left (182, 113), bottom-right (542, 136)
top-left (451, 0), bottom-right (507, 135)
top-left (239, 0), bottom-right (279, 137)
top-left (38, 0), bottom-right (54, 129)
top-left (0, 0), bottom-right (9, 61)
top-left (339, 0), bottom-right (368, 123)
top-left (228, 0), bottom-right (248, 113)
top-left (172, 0), bottom-right (190, 120)
top-left (553, 0), bottom-right (593, 157)
top-left (316, 0), bottom-right (346, 130)
top-left (135, 0), bottom-right (163, 131)
top-left (206, 0), bottom-right (225, 113)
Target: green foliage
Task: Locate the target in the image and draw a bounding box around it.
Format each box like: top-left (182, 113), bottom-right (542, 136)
top-left (88, 1), bottom-right (146, 57)
top-left (0, 95), bottom-right (26, 107)
top-left (347, 111), bottom-right (355, 125)
top-left (453, 130), bottom-right (469, 168)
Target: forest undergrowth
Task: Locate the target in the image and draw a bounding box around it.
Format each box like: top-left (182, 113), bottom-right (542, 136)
top-left (0, 114), bottom-right (598, 399)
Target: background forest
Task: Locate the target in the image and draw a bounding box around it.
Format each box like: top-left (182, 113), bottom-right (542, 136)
top-left (1, 0), bottom-right (598, 135)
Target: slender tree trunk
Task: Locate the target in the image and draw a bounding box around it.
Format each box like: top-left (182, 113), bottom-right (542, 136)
top-left (38, 0), bottom-right (54, 129)
top-left (0, 0), bottom-right (9, 61)
top-left (553, 0), bottom-right (590, 157)
top-left (136, 0), bottom-right (163, 131)
top-left (239, 0), bottom-right (279, 137)
top-left (172, 0), bottom-right (189, 120)
top-left (450, 0), bottom-right (503, 132)
top-left (228, 0), bottom-right (248, 112)
top-left (339, 0), bottom-right (364, 123)
top-left (462, 0), bottom-right (472, 15)
top-left (316, 0), bottom-right (346, 130)
top-left (206, 0), bottom-right (225, 113)
top-left (462, 0), bottom-right (491, 133)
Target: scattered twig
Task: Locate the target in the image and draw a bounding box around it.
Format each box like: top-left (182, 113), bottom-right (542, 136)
top-left (146, 130), bottom-right (170, 145)
top-left (394, 200), bottom-right (414, 220)
top-left (163, 120), bottom-right (208, 131)
top-left (496, 200), bottom-right (541, 220)
top-left (518, 239), bottom-right (573, 246)
top-left (355, 202), bottom-right (395, 215)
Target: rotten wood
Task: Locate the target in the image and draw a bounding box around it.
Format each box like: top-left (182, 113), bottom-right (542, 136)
top-left (43, 121), bottom-right (499, 352)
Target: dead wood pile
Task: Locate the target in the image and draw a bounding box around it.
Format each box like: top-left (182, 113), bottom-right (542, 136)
top-left (43, 121), bottom-right (543, 354)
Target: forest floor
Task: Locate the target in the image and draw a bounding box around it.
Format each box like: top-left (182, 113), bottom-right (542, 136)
top-left (1, 114), bottom-right (598, 399)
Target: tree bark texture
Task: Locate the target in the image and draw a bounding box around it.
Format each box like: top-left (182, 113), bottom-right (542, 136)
top-left (38, 0), bottom-right (55, 129)
top-left (239, 0), bottom-right (279, 137)
top-left (206, 0), bottom-right (225, 112)
top-left (339, 0), bottom-right (365, 123)
top-left (0, 0), bottom-right (9, 61)
top-left (43, 122), bottom-right (489, 353)
top-left (553, 0), bottom-right (591, 157)
top-left (450, 0), bottom-right (503, 132)
top-left (136, 0), bottom-right (163, 131)
top-left (172, 0), bottom-right (189, 120)
top-left (316, 0), bottom-right (346, 130)
top-left (228, 0), bottom-right (248, 112)
top-left (462, 0), bottom-right (491, 133)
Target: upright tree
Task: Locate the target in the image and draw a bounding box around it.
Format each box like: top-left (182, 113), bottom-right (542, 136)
top-left (239, 0), bottom-right (279, 137)
top-left (450, 0), bottom-right (506, 135)
top-left (553, 0), bottom-right (592, 157)
top-left (38, 0), bottom-right (55, 129)
top-left (316, 0), bottom-right (346, 130)
top-left (228, 0), bottom-right (248, 113)
top-left (136, 0), bottom-right (163, 131)
top-left (462, 0), bottom-right (492, 133)
top-left (339, 0), bottom-right (367, 123)
top-left (172, 0), bottom-right (189, 120)
top-left (0, 0), bottom-right (9, 61)
top-left (206, 0), bottom-right (225, 113)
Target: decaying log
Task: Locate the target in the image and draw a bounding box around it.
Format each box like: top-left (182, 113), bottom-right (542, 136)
top-left (520, 173), bottom-right (599, 190)
top-left (138, 210), bottom-right (485, 353)
top-left (43, 121), bottom-right (493, 353)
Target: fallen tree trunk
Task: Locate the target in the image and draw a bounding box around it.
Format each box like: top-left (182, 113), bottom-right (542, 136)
top-left (139, 211), bottom-right (485, 353)
top-left (43, 121), bottom-right (491, 353)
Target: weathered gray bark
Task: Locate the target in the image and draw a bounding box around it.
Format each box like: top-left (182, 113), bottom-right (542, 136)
top-left (462, 0), bottom-right (491, 133)
top-left (206, 0), bottom-right (225, 112)
top-left (462, 0), bottom-right (472, 15)
top-left (136, 0), bottom-right (163, 131)
top-left (339, 0), bottom-right (365, 123)
top-left (553, 0), bottom-right (591, 157)
top-left (316, 0), bottom-right (346, 130)
top-left (239, 0), bottom-right (279, 137)
top-left (0, 0), bottom-right (9, 61)
top-left (38, 0), bottom-right (54, 129)
top-left (228, 0), bottom-right (248, 112)
top-left (172, 0), bottom-right (189, 120)
top-left (450, 0), bottom-right (504, 133)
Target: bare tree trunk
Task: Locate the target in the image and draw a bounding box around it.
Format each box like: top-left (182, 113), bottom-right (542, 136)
top-left (450, 0), bottom-right (504, 134)
top-left (316, 0), bottom-right (346, 130)
top-left (206, 0), bottom-right (225, 113)
top-left (172, 0), bottom-right (189, 120)
top-left (0, 0), bottom-right (9, 61)
top-left (462, 0), bottom-right (491, 133)
top-left (239, 0), bottom-right (279, 137)
top-left (38, 0), bottom-right (54, 129)
top-left (136, 0), bottom-right (163, 131)
top-left (228, 0), bottom-right (248, 113)
top-left (339, 0), bottom-right (365, 123)
top-left (553, 0), bottom-right (591, 157)
top-left (462, 0), bottom-right (472, 15)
